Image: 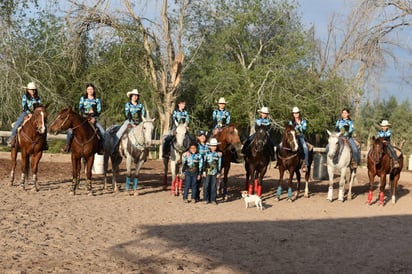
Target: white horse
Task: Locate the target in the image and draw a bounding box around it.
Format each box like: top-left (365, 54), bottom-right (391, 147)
top-left (163, 123), bottom-right (190, 196)
top-left (103, 116), bottom-right (154, 195)
top-left (326, 130), bottom-right (357, 202)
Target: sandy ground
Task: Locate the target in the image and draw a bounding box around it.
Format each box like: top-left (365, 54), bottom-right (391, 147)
top-left (1, 151), bottom-right (412, 274)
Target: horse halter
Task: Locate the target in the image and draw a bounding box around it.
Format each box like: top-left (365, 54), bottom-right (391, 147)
top-left (51, 112), bottom-right (71, 132)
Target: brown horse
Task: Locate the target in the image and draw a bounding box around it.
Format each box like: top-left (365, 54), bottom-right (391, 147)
top-left (214, 124), bottom-right (242, 200)
top-left (367, 137), bottom-right (403, 205)
top-left (49, 108), bottom-right (100, 195)
top-left (275, 124), bottom-right (313, 201)
top-left (244, 125), bottom-right (270, 197)
top-left (10, 105), bottom-right (48, 191)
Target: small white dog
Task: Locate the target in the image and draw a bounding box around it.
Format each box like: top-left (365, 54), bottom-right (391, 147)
top-left (241, 191), bottom-right (263, 210)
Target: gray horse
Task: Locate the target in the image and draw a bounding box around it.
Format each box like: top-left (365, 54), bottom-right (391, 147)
top-left (103, 115), bottom-right (155, 195)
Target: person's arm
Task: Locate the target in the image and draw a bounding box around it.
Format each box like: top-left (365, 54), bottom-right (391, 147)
top-left (226, 111), bottom-right (231, 124)
top-left (141, 104), bottom-right (145, 118)
top-left (79, 97), bottom-right (85, 114)
top-left (22, 95), bottom-right (29, 113)
top-left (95, 98), bottom-right (102, 117)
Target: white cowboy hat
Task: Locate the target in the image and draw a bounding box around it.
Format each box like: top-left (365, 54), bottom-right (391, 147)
top-left (217, 97), bottom-right (227, 104)
top-left (127, 89), bottom-right (140, 97)
top-left (208, 138), bottom-right (220, 146)
top-left (26, 82), bottom-right (37, 90)
top-left (380, 120), bottom-right (391, 127)
top-left (258, 106), bottom-right (270, 114)
top-left (292, 106), bottom-right (300, 113)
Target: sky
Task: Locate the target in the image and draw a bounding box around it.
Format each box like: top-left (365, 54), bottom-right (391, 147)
top-left (298, 0), bottom-right (411, 103)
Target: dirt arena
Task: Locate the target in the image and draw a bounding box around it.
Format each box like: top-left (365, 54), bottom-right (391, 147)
top-left (1, 152), bottom-right (412, 273)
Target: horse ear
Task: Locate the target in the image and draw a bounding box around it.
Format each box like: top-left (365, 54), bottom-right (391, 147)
top-left (336, 132), bottom-right (341, 137)
top-left (327, 129), bottom-right (331, 136)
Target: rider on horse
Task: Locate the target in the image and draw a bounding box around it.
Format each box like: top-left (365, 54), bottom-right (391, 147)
top-left (162, 99), bottom-right (190, 158)
top-left (7, 82), bottom-right (48, 150)
top-left (61, 83), bottom-right (105, 153)
top-left (334, 108), bottom-right (360, 168)
top-left (289, 106), bottom-right (309, 172)
top-left (212, 97), bottom-right (230, 136)
top-left (113, 88), bottom-right (146, 149)
top-left (241, 106), bottom-right (275, 160)
top-left (377, 119), bottom-right (400, 168)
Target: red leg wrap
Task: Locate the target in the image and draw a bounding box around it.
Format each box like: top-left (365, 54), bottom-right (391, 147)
top-left (248, 184), bottom-right (253, 195)
top-left (254, 179), bottom-right (258, 193)
top-left (367, 190), bottom-right (373, 204)
top-left (257, 185), bottom-right (262, 197)
top-left (379, 191), bottom-right (385, 205)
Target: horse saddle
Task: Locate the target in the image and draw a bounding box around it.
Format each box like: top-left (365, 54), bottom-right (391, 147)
top-left (106, 125), bottom-right (121, 136)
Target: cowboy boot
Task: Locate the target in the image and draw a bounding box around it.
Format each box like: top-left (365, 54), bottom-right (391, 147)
top-left (7, 136), bottom-right (16, 148)
top-left (61, 143), bottom-right (70, 153)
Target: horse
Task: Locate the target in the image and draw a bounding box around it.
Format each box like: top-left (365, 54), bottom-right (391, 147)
top-left (326, 130), bottom-right (356, 202)
top-left (10, 105), bottom-right (48, 191)
top-left (367, 136), bottom-right (403, 205)
top-left (163, 123), bottom-right (191, 195)
top-left (243, 125), bottom-right (270, 197)
top-left (102, 116), bottom-right (155, 195)
top-left (275, 124), bottom-right (313, 201)
top-left (214, 124), bottom-right (242, 200)
top-left (49, 108), bottom-right (100, 195)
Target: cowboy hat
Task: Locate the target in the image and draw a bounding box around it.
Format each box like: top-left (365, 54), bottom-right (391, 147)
top-left (258, 106), bottom-right (270, 114)
top-left (217, 97), bottom-right (227, 104)
top-left (127, 89), bottom-right (140, 97)
top-left (208, 138), bottom-right (220, 146)
top-left (292, 106), bottom-right (300, 113)
top-left (380, 120), bottom-right (391, 127)
top-left (26, 82), bottom-right (37, 90)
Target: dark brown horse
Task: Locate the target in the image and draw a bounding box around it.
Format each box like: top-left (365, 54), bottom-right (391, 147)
top-left (10, 105), bottom-right (48, 191)
top-left (49, 108), bottom-right (100, 195)
top-left (214, 124), bottom-right (242, 200)
top-left (275, 124), bottom-right (313, 201)
top-left (367, 137), bottom-right (403, 205)
top-left (244, 125), bottom-right (270, 197)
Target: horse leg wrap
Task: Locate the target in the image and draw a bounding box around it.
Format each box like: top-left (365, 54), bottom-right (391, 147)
top-left (379, 191), bottom-right (385, 205)
top-left (248, 184), bottom-right (253, 195)
top-left (20, 173), bottom-right (25, 188)
top-left (257, 185), bottom-right (262, 197)
top-left (327, 186), bottom-right (333, 201)
top-left (86, 179), bottom-right (92, 191)
top-left (171, 178), bottom-right (176, 194)
top-left (338, 187), bottom-right (344, 201)
top-left (125, 177), bottom-right (131, 191)
top-left (254, 179), bottom-right (258, 194)
top-left (133, 178), bottom-right (138, 190)
top-left (71, 178), bottom-right (77, 193)
top-left (367, 190), bottom-right (373, 204)
top-left (276, 186), bottom-right (282, 198)
top-left (287, 187), bottom-right (293, 199)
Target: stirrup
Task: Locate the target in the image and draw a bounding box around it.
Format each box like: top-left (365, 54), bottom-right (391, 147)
top-left (393, 161), bottom-right (400, 168)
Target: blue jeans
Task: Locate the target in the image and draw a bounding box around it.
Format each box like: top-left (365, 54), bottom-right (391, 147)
top-left (183, 171), bottom-right (198, 200)
top-left (203, 175), bottom-right (217, 203)
top-left (297, 135), bottom-right (309, 166)
top-left (386, 143), bottom-right (398, 161)
top-left (348, 138), bottom-right (360, 164)
top-left (9, 112), bottom-right (27, 141)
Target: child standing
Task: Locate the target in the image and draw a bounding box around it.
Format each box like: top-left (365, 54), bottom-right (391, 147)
top-left (202, 138), bottom-right (222, 205)
top-left (182, 142), bottom-right (203, 203)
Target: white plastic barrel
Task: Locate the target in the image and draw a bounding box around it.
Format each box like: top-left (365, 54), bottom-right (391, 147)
top-left (92, 153), bottom-right (104, 174)
top-left (408, 154), bottom-right (412, 171)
